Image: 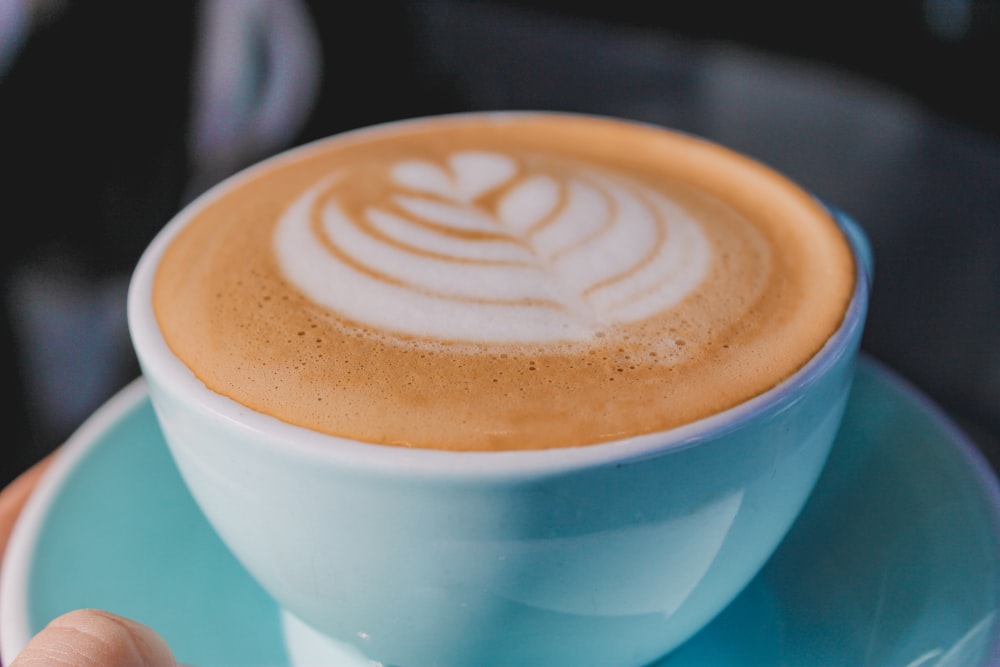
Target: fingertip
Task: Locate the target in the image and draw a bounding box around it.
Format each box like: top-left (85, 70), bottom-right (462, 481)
top-left (9, 608), bottom-right (178, 667)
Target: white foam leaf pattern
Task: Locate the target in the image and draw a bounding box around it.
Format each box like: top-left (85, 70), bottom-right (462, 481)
top-left (498, 175), bottom-right (560, 234)
top-left (392, 151), bottom-right (516, 203)
top-left (274, 151), bottom-right (712, 343)
top-left (392, 195), bottom-right (499, 233)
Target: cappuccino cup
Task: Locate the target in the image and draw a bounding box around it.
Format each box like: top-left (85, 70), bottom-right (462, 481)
top-left (128, 112), bottom-right (871, 666)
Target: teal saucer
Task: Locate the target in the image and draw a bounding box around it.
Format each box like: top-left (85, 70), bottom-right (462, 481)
top-left (2, 355), bottom-right (999, 666)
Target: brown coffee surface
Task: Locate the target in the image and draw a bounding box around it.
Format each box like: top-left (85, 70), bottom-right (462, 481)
top-left (153, 113), bottom-right (855, 450)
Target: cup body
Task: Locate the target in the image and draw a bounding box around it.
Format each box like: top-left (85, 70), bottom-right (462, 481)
top-left (128, 119), bottom-right (871, 666)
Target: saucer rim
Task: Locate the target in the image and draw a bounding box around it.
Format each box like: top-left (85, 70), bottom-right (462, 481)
top-left (831, 354), bottom-right (1000, 666)
top-left (2, 355), bottom-right (999, 665)
top-left (0, 377), bottom-right (149, 661)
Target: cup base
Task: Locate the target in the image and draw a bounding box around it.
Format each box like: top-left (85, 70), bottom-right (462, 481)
top-left (281, 610), bottom-right (373, 667)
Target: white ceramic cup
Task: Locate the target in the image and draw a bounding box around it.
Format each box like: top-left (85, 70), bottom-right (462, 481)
top-left (128, 115), bottom-right (872, 667)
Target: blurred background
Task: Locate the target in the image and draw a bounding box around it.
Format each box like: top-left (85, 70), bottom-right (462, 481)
top-left (1, 0), bottom-right (998, 487)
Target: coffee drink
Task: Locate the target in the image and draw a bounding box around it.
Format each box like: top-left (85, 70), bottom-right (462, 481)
top-left (153, 112), bottom-right (854, 451)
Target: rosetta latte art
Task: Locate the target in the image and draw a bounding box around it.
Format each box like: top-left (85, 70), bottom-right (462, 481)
top-left (154, 114), bottom-right (856, 450)
top-left (275, 150), bottom-right (711, 343)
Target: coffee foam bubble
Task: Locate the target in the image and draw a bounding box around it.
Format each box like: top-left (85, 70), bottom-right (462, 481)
top-left (152, 113), bottom-right (855, 451)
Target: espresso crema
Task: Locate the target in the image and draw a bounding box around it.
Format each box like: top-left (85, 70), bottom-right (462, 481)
top-left (153, 113), bottom-right (855, 451)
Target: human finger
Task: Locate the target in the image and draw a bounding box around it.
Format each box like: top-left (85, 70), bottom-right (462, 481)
top-left (9, 608), bottom-right (179, 667)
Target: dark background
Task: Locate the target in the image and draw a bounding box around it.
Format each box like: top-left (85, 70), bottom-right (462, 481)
top-left (1, 0), bottom-right (998, 486)
top-left (504, 0), bottom-right (1000, 140)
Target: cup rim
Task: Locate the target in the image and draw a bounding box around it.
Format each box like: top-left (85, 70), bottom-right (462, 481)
top-left (127, 111), bottom-right (871, 478)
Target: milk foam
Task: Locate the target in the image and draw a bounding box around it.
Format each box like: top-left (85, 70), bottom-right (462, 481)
top-left (152, 113), bottom-right (855, 451)
top-left (274, 151), bottom-right (712, 343)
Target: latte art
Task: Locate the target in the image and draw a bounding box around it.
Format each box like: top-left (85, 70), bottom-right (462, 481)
top-left (275, 151), bottom-right (714, 343)
top-left (152, 113), bottom-right (855, 451)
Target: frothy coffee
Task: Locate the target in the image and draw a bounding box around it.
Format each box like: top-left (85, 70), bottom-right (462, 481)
top-left (153, 113), bottom-right (855, 451)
